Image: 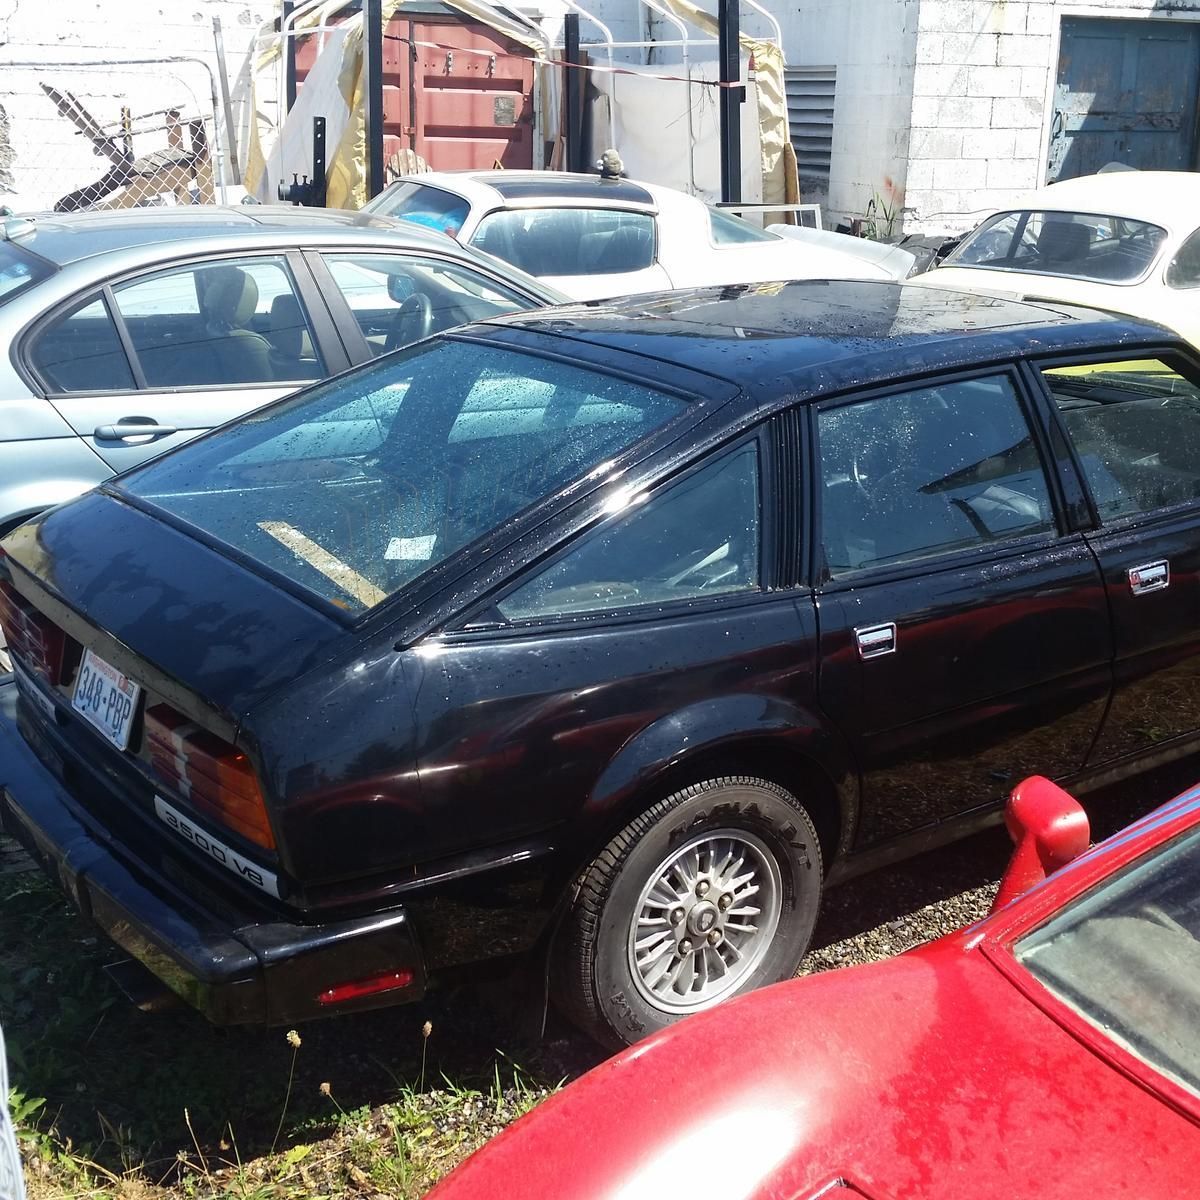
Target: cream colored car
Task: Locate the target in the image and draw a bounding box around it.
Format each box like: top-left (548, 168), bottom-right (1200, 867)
top-left (913, 171), bottom-right (1200, 349)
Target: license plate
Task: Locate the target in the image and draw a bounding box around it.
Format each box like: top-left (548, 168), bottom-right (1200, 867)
top-left (72, 649), bottom-right (141, 751)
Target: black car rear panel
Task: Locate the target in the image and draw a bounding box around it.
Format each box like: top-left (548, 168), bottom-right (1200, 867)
top-left (2, 491), bottom-right (346, 725)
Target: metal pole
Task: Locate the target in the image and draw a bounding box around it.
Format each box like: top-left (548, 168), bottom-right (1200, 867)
top-left (282, 0), bottom-right (298, 112)
top-left (564, 13), bottom-right (581, 172)
top-left (717, 0), bottom-right (742, 204)
top-left (365, 0), bottom-right (385, 199)
top-left (212, 16), bottom-right (242, 188)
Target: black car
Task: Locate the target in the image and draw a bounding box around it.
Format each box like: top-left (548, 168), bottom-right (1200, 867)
top-left (3, 281), bottom-right (1200, 1047)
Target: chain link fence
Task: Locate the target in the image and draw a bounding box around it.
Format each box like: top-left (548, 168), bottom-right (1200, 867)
top-left (0, 58), bottom-right (244, 213)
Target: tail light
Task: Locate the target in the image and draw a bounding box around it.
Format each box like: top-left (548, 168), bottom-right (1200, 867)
top-left (144, 705), bottom-right (276, 850)
top-left (0, 579), bottom-right (66, 685)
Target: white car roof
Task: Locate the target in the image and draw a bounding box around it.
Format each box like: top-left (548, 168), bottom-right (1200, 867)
top-left (1015, 170), bottom-right (1200, 232)
top-left (405, 170), bottom-right (661, 213)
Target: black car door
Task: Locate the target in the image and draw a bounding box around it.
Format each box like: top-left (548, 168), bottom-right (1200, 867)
top-left (811, 367), bottom-right (1113, 849)
top-left (1032, 351), bottom-right (1200, 766)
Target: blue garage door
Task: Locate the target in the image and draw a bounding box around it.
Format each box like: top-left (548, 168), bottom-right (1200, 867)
top-left (1049, 17), bottom-right (1200, 182)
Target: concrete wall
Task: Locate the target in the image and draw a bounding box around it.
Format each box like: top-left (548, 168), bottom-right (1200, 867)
top-left (904, 0), bottom-right (1200, 233)
top-left (779, 0), bottom-right (919, 227)
top-left (0, 0), bottom-right (275, 211)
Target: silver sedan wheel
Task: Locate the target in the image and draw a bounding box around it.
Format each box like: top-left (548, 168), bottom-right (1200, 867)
top-left (626, 827), bottom-right (783, 1014)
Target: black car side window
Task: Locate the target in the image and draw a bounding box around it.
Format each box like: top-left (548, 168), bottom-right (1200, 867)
top-left (30, 296), bottom-right (135, 393)
top-left (1041, 358), bottom-right (1200, 522)
top-left (498, 442), bottom-right (761, 621)
top-left (818, 375), bottom-right (1055, 575)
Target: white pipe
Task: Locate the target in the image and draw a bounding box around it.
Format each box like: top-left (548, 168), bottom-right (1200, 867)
top-left (741, 0), bottom-right (782, 46)
top-left (570, 38), bottom-right (716, 49)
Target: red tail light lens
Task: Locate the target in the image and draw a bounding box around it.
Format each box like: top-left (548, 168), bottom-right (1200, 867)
top-left (144, 705), bottom-right (276, 850)
top-left (0, 580), bottom-right (66, 685)
top-left (317, 970), bottom-right (415, 1007)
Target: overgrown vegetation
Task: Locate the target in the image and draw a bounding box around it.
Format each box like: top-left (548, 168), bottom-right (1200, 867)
top-left (0, 864), bottom-right (587, 1200)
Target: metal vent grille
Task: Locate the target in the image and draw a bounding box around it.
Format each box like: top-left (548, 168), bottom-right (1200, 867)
top-left (785, 66), bottom-right (836, 181)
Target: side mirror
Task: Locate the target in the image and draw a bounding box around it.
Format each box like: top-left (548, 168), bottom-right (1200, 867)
top-left (990, 776), bottom-right (1090, 913)
top-left (387, 273), bottom-right (415, 303)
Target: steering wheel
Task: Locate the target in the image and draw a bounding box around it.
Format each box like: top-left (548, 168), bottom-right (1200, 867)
top-left (385, 292), bottom-right (435, 353)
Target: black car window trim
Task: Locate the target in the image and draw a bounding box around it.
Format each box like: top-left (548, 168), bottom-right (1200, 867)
top-left (304, 246), bottom-right (545, 367)
top-left (768, 406), bottom-right (807, 589)
top-left (20, 250), bottom-right (337, 398)
top-left (809, 363), bottom-right (1070, 589)
top-left (1015, 357), bottom-right (1096, 534)
top-left (447, 429), bottom-right (772, 637)
top-left (1028, 343), bottom-right (1200, 533)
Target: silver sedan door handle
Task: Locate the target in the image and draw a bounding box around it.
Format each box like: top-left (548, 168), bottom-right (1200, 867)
top-left (855, 622), bottom-right (897, 659)
top-left (95, 419), bottom-right (178, 441)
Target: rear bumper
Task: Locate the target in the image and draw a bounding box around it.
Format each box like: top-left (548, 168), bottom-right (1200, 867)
top-left (0, 677), bottom-right (426, 1025)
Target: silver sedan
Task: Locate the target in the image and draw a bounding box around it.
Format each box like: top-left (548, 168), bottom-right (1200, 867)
top-left (0, 206), bottom-right (561, 539)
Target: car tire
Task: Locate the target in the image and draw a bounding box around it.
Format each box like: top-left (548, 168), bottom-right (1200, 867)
top-left (555, 775), bottom-right (823, 1047)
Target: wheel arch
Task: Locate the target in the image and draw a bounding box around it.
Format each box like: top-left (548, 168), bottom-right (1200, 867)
top-left (556, 695), bottom-right (860, 898)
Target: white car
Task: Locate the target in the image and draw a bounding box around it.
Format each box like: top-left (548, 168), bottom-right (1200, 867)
top-left (0, 1025), bottom-right (23, 1200)
top-left (363, 170), bottom-right (902, 300)
top-left (913, 170), bottom-right (1200, 349)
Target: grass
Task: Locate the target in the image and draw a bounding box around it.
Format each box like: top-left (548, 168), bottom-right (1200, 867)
top-left (0, 861), bottom-right (584, 1200)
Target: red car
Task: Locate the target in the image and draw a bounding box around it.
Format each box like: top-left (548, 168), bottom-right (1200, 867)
top-left (430, 777), bottom-right (1200, 1199)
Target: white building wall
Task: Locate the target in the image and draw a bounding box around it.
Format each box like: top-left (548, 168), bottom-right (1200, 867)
top-left (778, 0), bottom-right (919, 227)
top-left (0, 0), bottom-right (275, 211)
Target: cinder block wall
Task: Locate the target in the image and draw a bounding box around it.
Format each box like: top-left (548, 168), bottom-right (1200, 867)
top-left (903, 0), bottom-right (1058, 232)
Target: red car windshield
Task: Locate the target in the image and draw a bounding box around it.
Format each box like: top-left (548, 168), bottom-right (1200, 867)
top-left (1015, 823), bottom-right (1200, 1098)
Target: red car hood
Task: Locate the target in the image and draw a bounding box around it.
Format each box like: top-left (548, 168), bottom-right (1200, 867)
top-left (433, 936), bottom-right (1199, 1199)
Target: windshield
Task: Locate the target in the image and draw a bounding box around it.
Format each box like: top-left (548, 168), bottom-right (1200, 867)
top-left (0, 240), bottom-right (53, 305)
top-left (1015, 821), bottom-right (1200, 1098)
top-left (945, 209), bottom-right (1168, 284)
top-left (118, 340), bottom-right (686, 615)
top-left (364, 181), bottom-right (471, 236)
top-left (709, 208), bottom-right (779, 245)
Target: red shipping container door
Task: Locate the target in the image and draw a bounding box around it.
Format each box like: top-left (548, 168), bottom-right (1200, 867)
top-left (293, 13), bottom-right (536, 172)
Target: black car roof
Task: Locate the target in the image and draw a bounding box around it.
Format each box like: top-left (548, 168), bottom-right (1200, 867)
top-left (485, 280), bottom-right (1175, 399)
top-left (469, 171), bottom-right (656, 206)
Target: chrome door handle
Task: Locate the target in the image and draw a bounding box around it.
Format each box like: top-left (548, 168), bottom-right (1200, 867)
top-left (1128, 560), bottom-right (1169, 595)
top-left (855, 622), bottom-right (897, 659)
top-left (95, 420), bottom-right (178, 441)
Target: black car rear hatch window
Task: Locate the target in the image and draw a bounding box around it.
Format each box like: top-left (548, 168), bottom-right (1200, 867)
top-left (116, 338), bottom-right (687, 616)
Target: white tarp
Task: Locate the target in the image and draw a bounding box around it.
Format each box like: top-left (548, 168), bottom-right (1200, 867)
top-left (588, 61), bottom-right (762, 205)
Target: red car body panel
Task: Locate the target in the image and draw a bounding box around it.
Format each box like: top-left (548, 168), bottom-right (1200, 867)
top-left (432, 784), bottom-right (1200, 1199)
